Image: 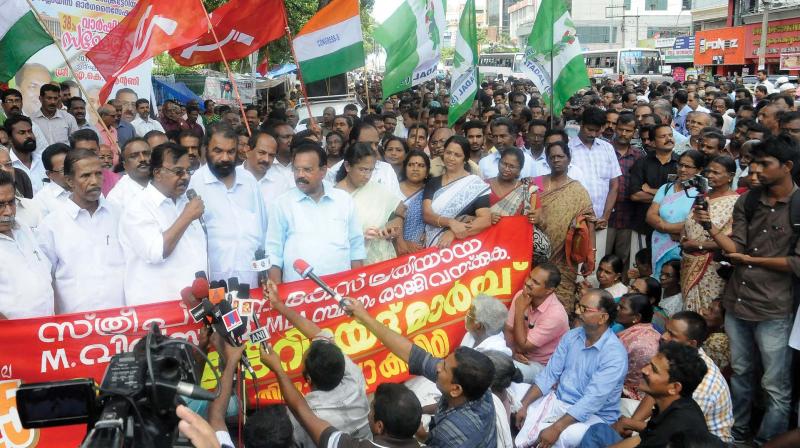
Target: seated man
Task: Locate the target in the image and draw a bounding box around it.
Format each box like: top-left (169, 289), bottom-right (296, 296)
top-left (514, 289), bottom-right (627, 448)
top-left (581, 342), bottom-right (716, 448)
top-left (264, 282), bottom-right (371, 446)
top-left (504, 263), bottom-right (569, 382)
top-left (343, 295), bottom-right (497, 447)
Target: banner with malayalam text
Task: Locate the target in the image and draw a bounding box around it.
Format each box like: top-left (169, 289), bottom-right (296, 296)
top-left (0, 217), bottom-right (532, 447)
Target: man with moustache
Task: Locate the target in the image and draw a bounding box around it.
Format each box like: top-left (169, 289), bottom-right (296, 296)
top-left (178, 130), bottom-right (203, 172)
top-left (131, 99), bottom-right (165, 137)
top-left (188, 126), bottom-right (267, 285)
top-left (37, 149), bottom-right (125, 314)
top-left (606, 113), bottom-right (642, 269)
top-left (66, 97), bottom-right (96, 132)
top-left (266, 142), bottom-right (365, 284)
top-left (0, 170), bottom-right (54, 319)
top-left (119, 142), bottom-right (207, 305)
top-left (243, 130), bottom-right (291, 210)
top-left (70, 129), bottom-right (121, 196)
top-left (108, 99), bottom-right (136, 149)
top-left (30, 84), bottom-right (78, 145)
top-left (4, 115), bottom-right (46, 194)
top-left (32, 143), bottom-right (71, 217)
top-left (114, 88), bottom-right (138, 122)
top-left (106, 138), bottom-right (151, 210)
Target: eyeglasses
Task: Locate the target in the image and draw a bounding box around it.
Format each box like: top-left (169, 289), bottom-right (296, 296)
top-left (575, 303), bottom-right (604, 314)
top-left (499, 161), bottom-right (520, 171)
top-left (160, 166), bottom-right (195, 178)
top-left (0, 200), bottom-right (16, 210)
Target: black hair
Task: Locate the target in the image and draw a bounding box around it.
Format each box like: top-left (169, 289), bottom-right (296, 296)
top-left (344, 103), bottom-right (358, 113)
top-left (382, 110), bottom-right (398, 120)
top-left (348, 121), bottom-right (377, 143)
top-left (63, 148), bottom-right (98, 177)
top-left (599, 253), bottom-right (624, 275)
top-left (373, 383), bottom-right (422, 438)
top-left (42, 143), bottom-right (70, 172)
top-left (462, 120), bottom-right (486, 134)
top-left (674, 90), bottom-right (688, 104)
top-left (135, 98), bottom-right (150, 108)
top-left (491, 116), bottom-right (517, 134)
top-left (66, 97), bottom-right (85, 109)
top-left (0, 170), bottom-right (13, 189)
top-left (3, 114), bottom-right (32, 135)
top-left (149, 142), bottom-right (188, 178)
top-left (400, 149), bottom-right (431, 182)
top-left (484, 351), bottom-right (523, 392)
top-left (443, 135), bottom-right (471, 171)
top-left (406, 122), bottom-right (429, 139)
top-left (499, 147), bottom-right (524, 169)
top-left (709, 155), bottom-right (737, 175)
top-left (616, 112), bottom-right (636, 127)
top-left (663, 259), bottom-right (682, 281)
top-left (69, 128), bottom-right (100, 149)
top-left (671, 310), bottom-right (710, 345)
top-left (247, 130), bottom-right (272, 149)
top-left (1, 89), bottom-right (22, 102)
top-left (383, 135), bottom-right (409, 158)
top-left (622, 293), bottom-right (654, 323)
top-left (121, 137), bottom-right (149, 159)
top-left (679, 150), bottom-right (707, 171)
top-left (702, 131), bottom-right (726, 151)
top-left (243, 405), bottom-right (295, 448)
top-left (290, 129), bottom-right (317, 150)
top-left (774, 94), bottom-right (794, 110)
top-left (581, 107), bottom-right (607, 127)
top-left (303, 340), bottom-right (345, 391)
top-left (431, 106), bottom-right (449, 117)
top-left (292, 142), bottom-right (327, 167)
top-left (779, 110), bottom-right (800, 126)
top-left (543, 128), bottom-right (568, 143)
top-left (451, 347), bottom-right (494, 401)
top-left (527, 119), bottom-right (548, 130)
top-left (204, 123), bottom-right (237, 147)
top-left (658, 341), bottom-right (708, 398)
top-left (325, 129), bottom-right (345, 145)
top-left (545, 141), bottom-right (571, 160)
top-left (186, 104), bottom-right (200, 114)
top-left (593, 288), bottom-right (618, 323)
top-left (538, 262), bottom-right (562, 289)
top-left (39, 83), bottom-right (60, 97)
top-left (336, 142), bottom-right (376, 182)
top-left (746, 121), bottom-right (772, 139)
top-left (751, 134), bottom-right (799, 167)
top-left (638, 276), bottom-right (662, 306)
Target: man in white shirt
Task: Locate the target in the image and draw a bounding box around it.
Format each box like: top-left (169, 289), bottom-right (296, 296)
top-left (119, 142), bottom-right (207, 305)
top-left (188, 126), bottom-right (268, 286)
top-left (325, 122), bottom-right (402, 198)
top-left (479, 117), bottom-right (536, 179)
top-left (32, 143), bottom-right (71, 217)
top-left (131, 99), bottom-right (165, 137)
top-left (5, 115), bottom-right (46, 193)
top-left (107, 138), bottom-right (151, 210)
top-left (0, 170), bottom-right (54, 319)
top-left (243, 131), bottom-right (291, 211)
top-left (37, 150), bottom-right (125, 314)
top-left (755, 69), bottom-right (775, 93)
top-left (568, 107), bottom-right (621, 264)
top-left (29, 84), bottom-right (78, 145)
top-left (268, 122), bottom-right (296, 186)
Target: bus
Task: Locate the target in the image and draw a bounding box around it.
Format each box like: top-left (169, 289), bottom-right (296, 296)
top-left (583, 48), bottom-right (665, 80)
top-left (477, 52), bottom-right (524, 80)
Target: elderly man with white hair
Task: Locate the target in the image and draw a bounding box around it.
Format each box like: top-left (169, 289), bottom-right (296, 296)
top-left (462, 294), bottom-right (512, 355)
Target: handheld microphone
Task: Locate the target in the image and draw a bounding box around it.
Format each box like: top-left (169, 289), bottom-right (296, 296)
top-left (254, 249), bottom-right (269, 287)
top-left (213, 299), bottom-right (256, 377)
top-left (186, 189), bottom-right (207, 234)
top-left (292, 259), bottom-right (346, 306)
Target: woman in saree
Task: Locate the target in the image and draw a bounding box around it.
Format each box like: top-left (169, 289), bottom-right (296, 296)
top-left (680, 155), bottom-right (738, 312)
top-left (398, 149), bottom-right (430, 255)
top-left (646, 150), bottom-right (706, 278)
top-left (422, 135), bottom-right (491, 248)
top-left (531, 141), bottom-right (595, 312)
top-left (335, 142), bottom-right (405, 265)
top-left (616, 293), bottom-right (661, 401)
top-left (382, 136), bottom-right (408, 179)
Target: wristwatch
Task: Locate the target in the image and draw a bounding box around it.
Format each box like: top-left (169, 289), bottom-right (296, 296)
top-left (698, 245), bottom-right (703, 251)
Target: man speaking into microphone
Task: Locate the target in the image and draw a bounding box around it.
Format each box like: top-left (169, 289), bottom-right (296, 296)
top-left (119, 142), bottom-right (207, 305)
top-left (188, 125), bottom-right (267, 285)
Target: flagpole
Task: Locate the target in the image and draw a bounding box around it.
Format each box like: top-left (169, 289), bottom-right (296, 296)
top-left (282, 18), bottom-right (315, 131)
top-left (363, 66), bottom-right (371, 112)
top-left (196, 0), bottom-right (252, 136)
top-left (24, 0), bottom-right (121, 156)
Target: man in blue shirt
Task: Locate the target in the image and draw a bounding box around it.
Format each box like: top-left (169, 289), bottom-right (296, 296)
top-left (673, 91), bottom-right (692, 137)
top-left (266, 142), bottom-right (365, 283)
top-left (514, 289), bottom-right (627, 448)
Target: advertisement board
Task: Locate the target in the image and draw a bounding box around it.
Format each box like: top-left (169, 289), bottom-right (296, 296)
top-left (664, 35), bottom-right (694, 64)
top-left (745, 18), bottom-right (800, 61)
top-left (694, 27), bottom-right (746, 66)
top-left (780, 52), bottom-right (800, 71)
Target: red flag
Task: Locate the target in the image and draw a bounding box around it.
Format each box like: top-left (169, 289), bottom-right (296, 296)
top-left (170, 0), bottom-right (287, 66)
top-left (86, 0), bottom-right (207, 102)
top-left (256, 49), bottom-right (270, 77)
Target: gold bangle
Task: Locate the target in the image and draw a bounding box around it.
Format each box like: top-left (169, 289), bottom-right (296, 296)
top-left (436, 216), bottom-right (442, 227)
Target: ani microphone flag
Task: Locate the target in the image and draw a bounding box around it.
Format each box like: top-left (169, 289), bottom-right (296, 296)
top-left (86, 0), bottom-right (207, 103)
top-left (520, 0), bottom-right (589, 117)
top-left (0, 0), bottom-right (53, 83)
top-left (293, 0), bottom-right (364, 84)
top-left (171, 0), bottom-right (286, 66)
top-left (374, 0), bottom-right (445, 98)
top-left (448, 0), bottom-right (478, 127)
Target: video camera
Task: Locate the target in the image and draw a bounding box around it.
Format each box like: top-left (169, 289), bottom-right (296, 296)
top-left (15, 324), bottom-right (217, 448)
top-left (680, 174), bottom-right (711, 230)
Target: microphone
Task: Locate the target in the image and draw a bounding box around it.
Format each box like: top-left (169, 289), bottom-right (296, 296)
top-left (186, 189), bottom-right (207, 234)
top-left (254, 249), bottom-right (269, 287)
top-left (213, 299), bottom-right (255, 377)
top-left (292, 259), bottom-right (346, 306)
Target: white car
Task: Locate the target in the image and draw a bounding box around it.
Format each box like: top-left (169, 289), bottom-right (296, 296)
top-left (295, 95), bottom-right (362, 127)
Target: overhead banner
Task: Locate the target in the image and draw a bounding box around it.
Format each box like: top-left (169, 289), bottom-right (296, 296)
top-left (203, 74), bottom-right (256, 106)
top-left (0, 217), bottom-right (532, 448)
top-left (9, 1), bottom-right (153, 126)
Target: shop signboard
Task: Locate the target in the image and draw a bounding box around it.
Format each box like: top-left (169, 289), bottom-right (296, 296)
top-left (664, 35), bottom-right (694, 63)
top-left (745, 18), bottom-right (800, 61)
top-left (694, 27), bottom-right (746, 66)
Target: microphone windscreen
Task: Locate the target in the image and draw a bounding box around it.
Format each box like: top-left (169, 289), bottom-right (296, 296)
top-left (186, 189), bottom-right (197, 200)
top-left (195, 271), bottom-right (207, 279)
top-left (191, 278), bottom-right (210, 300)
top-left (227, 277), bottom-right (239, 293)
top-left (180, 287), bottom-right (197, 306)
top-left (293, 259), bottom-right (310, 277)
top-left (237, 284), bottom-right (250, 299)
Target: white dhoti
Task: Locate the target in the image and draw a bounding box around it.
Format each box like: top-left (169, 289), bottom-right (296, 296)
top-left (514, 392), bottom-right (604, 448)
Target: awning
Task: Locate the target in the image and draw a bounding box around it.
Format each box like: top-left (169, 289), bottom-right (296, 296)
top-left (268, 63), bottom-right (297, 78)
top-left (152, 78), bottom-right (204, 108)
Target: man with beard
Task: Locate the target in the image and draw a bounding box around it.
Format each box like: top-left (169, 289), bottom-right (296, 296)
top-left (178, 130), bottom-right (203, 172)
top-left (32, 143), bottom-right (71, 217)
top-left (266, 143), bottom-right (365, 284)
top-left (188, 126), bottom-right (267, 285)
top-left (606, 113), bottom-right (642, 271)
top-left (30, 84), bottom-right (78, 145)
top-left (243, 131), bottom-right (291, 210)
top-left (131, 99), bottom-right (165, 137)
top-left (37, 149), bottom-right (125, 313)
top-left (602, 110), bottom-right (619, 142)
top-left (107, 138), bottom-right (151, 210)
top-left (67, 97), bottom-right (96, 132)
top-left (4, 115), bottom-right (46, 194)
top-left (0, 170), bottom-right (54, 319)
top-left (464, 120), bottom-right (486, 166)
top-left (119, 142), bottom-right (206, 305)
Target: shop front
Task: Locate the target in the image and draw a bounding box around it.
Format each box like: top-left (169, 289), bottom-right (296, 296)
top-left (744, 17), bottom-right (800, 75)
top-left (694, 27), bottom-right (747, 77)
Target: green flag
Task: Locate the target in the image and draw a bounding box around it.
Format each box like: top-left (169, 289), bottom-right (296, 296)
top-left (520, 0), bottom-right (589, 117)
top-left (374, 0), bottom-right (446, 98)
top-left (448, 0), bottom-right (478, 127)
top-left (0, 1), bottom-right (53, 83)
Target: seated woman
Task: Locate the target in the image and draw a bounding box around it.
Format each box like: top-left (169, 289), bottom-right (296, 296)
top-left (335, 143), bottom-right (405, 265)
top-left (629, 276), bottom-right (668, 333)
top-left (584, 254), bottom-right (629, 303)
top-left (702, 298), bottom-right (731, 376)
top-left (616, 293), bottom-right (661, 402)
top-left (398, 150), bottom-right (430, 254)
top-left (659, 259), bottom-right (683, 316)
top-left (646, 150), bottom-right (706, 278)
top-left (422, 135), bottom-right (491, 248)
top-left (626, 247), bottom-right (652, 282)
top-left (382, 136), bottom-right (408, 179)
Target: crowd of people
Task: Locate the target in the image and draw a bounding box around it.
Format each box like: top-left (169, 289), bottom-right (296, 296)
top-left (1, 70), bottom-right (800, 448)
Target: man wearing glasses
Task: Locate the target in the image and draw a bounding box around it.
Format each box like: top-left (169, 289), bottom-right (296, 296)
top-left (119, 142), bottom-right (206, 305)
top-left (514, 288), bottom-right (627, 448)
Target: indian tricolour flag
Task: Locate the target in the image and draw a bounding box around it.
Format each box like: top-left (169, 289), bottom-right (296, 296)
top-left (293, 0), bottom-right (365, 84)
top-left (520, 0), bottom-right (589, 117)
top-left (0, 0), bottom-right (53, 83)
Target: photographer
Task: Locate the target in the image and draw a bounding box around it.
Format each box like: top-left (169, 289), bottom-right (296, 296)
top-left (696, 135), bottom-right (798, 445)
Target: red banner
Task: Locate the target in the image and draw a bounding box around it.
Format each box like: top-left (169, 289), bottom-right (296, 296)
top-left (0, 218), bottom-right (532, 447)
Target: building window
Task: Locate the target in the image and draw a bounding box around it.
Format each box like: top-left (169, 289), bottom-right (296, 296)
top-left (645, 0), bottom-right (667, 10)
top-left (682, 0), bottom-right (691, 9)
top-left (575, 26), bottom-right (613, 44)
top-left (623, 0), bottom-right (631, 10)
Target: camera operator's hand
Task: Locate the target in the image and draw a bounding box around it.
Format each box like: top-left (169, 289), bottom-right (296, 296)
top-left (263, 280), bottom-right (282, 309)
top-left (340, 297), bottom-right (368, 320)
top-left (693, 208), bottom-right (712, 227)
top-left (210, 333), bottom-right (247, 366)
top-left (176, 404), bottom-right (221, 448)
